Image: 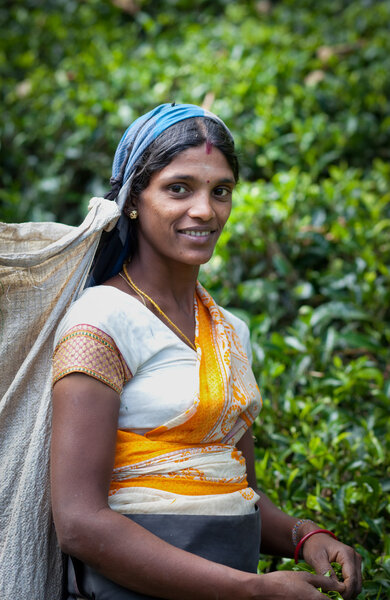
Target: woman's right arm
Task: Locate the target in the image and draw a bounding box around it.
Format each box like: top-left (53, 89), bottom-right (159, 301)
top-left (51, 373), bottom-right (345, 600)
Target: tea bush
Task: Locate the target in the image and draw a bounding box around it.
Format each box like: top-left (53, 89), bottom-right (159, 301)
top-left (203, 164), bottom-right (390, 597)
top-left (1, 1), bottom-right (389, 597)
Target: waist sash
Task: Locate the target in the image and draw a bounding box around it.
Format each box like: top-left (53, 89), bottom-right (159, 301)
top-left (109, 285), bottom-right (262, 509)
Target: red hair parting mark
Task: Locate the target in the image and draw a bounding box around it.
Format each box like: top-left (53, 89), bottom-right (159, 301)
top-left (205, 139), bottom-right (213, 154)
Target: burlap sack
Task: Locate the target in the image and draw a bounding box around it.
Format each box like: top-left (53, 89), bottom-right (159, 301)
top-left (0, 198), bottom-right (120, 600)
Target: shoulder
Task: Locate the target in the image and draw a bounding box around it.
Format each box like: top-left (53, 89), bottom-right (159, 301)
top-left (196, 283), bottom-right (252, 361)
top-left (218, 306), bottom-right (252, 362)
top-left (219, 306), bottom-right (250, 338)
top-left (54, 285), bottom-right (145, 347)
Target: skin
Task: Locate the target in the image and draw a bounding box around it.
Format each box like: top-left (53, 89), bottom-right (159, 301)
top-left (51, 143), bottom-right (362, 599)
top-left (121, 143), bottom-right (235, 339)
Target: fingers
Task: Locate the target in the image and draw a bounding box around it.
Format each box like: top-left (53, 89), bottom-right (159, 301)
top-left (303, 535), bottom-right (362, 599)
top-left (335, 547), bottom-right (363, 599)
top-left (307, 547), bottom-right (338, 584)
top-left (310, 574), bottom-right (346, 596)
top-left (312, 546), bottom-right (362, 599)
top-left (259, 570), bottom-right (347, 600)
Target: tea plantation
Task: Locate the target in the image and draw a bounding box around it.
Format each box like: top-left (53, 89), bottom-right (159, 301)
top-left (1, 1), bottom-right (389, 596)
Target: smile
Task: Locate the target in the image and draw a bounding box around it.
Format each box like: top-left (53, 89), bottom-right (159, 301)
top-left (181, 230), bottom-right (212, 237)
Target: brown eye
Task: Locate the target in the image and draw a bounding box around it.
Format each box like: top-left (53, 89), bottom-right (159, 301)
top-left (169, 184), bottom-right (187, 194)
top-left (214, 187), bottom-right (231, 199)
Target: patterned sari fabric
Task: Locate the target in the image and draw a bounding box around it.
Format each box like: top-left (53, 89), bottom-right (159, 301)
top-left (53, 283), bottom-right (262, 515)
top-left (108, 283), bottom-right (262, 514)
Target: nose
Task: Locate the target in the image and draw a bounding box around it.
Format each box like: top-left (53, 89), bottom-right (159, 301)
top-left (187, 191), bottom-right (215, 221)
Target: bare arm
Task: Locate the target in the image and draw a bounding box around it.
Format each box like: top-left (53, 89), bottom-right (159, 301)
top-left (237, 428), bottom-right (362, 600)
top-left (51, 375), bottom-right (349, 600)
top-left (51, 374), bottom-right (248, 599)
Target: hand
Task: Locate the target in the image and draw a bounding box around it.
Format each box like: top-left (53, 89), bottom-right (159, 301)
top-left (245, 570), bottom-right (346, 600)
top-left (302, 533), bottom-right (362, 600)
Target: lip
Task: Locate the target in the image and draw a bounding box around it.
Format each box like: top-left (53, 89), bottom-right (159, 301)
top-left (178, 227), bottom-right (217, 235)
top-left (177, 228), bottom-right (217, 242)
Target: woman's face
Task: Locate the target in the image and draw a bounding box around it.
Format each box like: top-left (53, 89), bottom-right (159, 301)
top-left (133, 143), bottom-right (235, 268)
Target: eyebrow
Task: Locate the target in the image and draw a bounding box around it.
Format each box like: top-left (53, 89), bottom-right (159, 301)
top-left (163, 174), bottom-right (236, 184)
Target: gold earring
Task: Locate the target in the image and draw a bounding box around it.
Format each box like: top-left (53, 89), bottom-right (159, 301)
top-left (128, 209), bottom-right (138, 220)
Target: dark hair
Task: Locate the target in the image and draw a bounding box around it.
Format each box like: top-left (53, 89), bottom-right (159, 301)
top-left (130, 117), bottom-right (238, 200)
top-left (122, 117), bottom-right (239, 256)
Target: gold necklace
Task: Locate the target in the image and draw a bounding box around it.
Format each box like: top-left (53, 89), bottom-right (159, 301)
top-left (118, 272), bottom-right (147, 307)
top-left (122, 263), bottom-right (196, 351)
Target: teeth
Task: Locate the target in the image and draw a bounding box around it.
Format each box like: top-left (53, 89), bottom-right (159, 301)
top-left (184, 230), bottom-right (211, 237)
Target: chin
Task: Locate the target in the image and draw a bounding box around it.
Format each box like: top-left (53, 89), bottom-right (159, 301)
top-left (180, 253), bottom-right (214, 266)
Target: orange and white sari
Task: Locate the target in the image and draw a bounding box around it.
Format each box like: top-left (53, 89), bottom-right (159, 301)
top-left (53, 283), bottom-right (262, 516)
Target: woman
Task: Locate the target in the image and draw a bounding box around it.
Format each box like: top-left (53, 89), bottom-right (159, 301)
top-left (51, 103), bottom-right (362, 599)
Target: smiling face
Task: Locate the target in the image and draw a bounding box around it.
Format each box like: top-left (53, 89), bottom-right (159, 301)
top-left (132, 143), bottom-right (235, 269)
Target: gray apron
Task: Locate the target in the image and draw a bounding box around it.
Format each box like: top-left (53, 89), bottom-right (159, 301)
top-left (67, 509), bottom-right (261, 599)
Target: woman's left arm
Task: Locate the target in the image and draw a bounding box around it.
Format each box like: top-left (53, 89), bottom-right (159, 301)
top-left (237, 428), bottom-right (362, 600)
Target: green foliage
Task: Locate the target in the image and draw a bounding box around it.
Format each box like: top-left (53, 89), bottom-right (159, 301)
top-left (279, 563), bottom-right (346, 599)
top-left (2, 1), bottom-right (390, 597)
top-left (2, 0), bottom-right (390, 223)
top-left (203, 162), bottom-right (390, 598)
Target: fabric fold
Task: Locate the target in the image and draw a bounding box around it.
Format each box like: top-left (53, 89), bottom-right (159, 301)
top-left (0, 198), bottom-right (120, 600)
top-left (107, 283), bottom-right (262, 514)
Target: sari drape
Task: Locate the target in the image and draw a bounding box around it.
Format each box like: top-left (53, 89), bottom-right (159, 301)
top-left (109, 283), bottom-right (262, 514)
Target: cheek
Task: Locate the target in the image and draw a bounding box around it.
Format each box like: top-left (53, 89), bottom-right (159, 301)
top-left (139, 202), bottom-right (177, 232)
top-left (219, 203), bottom-right (232, 225)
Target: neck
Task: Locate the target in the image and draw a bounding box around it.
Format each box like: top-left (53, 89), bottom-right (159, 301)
top-left (126, 252), bottom-right (199, 313)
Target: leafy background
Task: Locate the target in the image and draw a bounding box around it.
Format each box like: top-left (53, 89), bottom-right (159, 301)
top-left (1, 0), bottom-right (389, 597)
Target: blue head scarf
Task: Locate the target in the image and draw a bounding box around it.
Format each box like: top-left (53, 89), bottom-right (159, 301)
top-left (87, 103), bottom-right (233, 286)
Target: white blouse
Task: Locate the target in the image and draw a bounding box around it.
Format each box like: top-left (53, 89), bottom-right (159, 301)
top-left (54, 285), bottom-right (252, 435)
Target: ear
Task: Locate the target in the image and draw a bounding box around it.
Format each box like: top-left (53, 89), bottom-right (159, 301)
top-left (124, 194), bottom-right (138, 214)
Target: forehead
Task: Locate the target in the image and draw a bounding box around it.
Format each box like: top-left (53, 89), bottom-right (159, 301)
top-left (157, 144), bottom-right (234, 181)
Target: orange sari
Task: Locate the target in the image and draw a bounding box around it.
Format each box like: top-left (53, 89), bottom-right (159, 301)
top-left (109, 283), bottom-right (262, 515)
